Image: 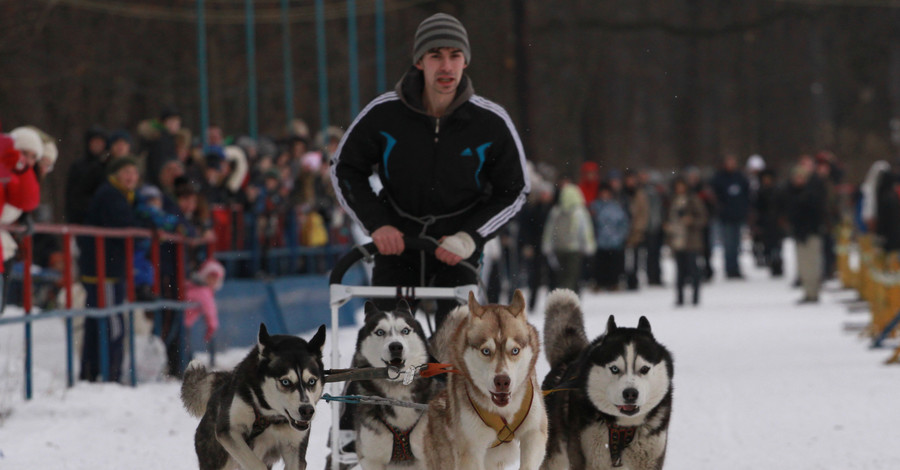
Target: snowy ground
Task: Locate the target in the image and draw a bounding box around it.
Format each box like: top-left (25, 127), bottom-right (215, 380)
top-left (2, 244), bottom-right (899, 469)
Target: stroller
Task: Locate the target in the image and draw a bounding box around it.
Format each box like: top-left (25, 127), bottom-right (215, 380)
top-left (326, 237), bottom-right (482, 470)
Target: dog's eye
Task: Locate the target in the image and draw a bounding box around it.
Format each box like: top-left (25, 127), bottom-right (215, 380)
top-left (481, 348), bottom-right (491, 356)
top-left (401, 328), bottom-right (411, 335)
top-left (307, 377), bottom-right (318, 386)
top-left (639, 366), bottom-right (651, 374)
top-left (280, 379), bottom-right (292, 387)
top-left (609, 366), bottom-right (620, 374)
top-left (375, 329), bottom-right (386, 336)
top-left (511, 347), bottom-right (520, 356)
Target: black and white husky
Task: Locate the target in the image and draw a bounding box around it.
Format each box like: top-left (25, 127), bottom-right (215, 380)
top-left (181, 323), bottom-right (326, 470)
top-left (344, 300), bottom-right (439, 469)
top-left (541, 289), bottom-right (673, 470)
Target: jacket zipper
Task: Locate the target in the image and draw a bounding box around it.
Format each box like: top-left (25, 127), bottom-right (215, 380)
top-left (434, 117), bottom-right (440, 143)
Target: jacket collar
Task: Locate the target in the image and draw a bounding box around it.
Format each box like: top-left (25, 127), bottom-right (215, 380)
top-left (394, 66), bottom-right (474, 118)
top-left (107, 175), bottom-right (135, 204)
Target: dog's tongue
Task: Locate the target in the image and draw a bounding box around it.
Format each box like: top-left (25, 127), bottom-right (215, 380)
top-left (617, 405), bottom-right (638, 414)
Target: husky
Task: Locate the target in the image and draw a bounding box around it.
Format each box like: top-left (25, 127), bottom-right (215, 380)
top-left (181, 323), bottom-right (327, 470)
top-left (423, 290), bottom-right (548, 470)
top-left (541, 289), bottom-right (673, 470)
top-left (342, 299), bottom-right (440, 469)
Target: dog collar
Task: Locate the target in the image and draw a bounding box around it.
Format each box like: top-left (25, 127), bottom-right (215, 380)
top-left (606, 423), bottom-right (637, 467)
top-left (466, 381), bottom-right (534, 448)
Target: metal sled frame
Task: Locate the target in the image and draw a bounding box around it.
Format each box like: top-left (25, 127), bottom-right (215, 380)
top-left (328, 238), bottom-right (479, 470)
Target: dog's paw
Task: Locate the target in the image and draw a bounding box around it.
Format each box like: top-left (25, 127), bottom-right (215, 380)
top-left (186, 359), bottom-right (206, 372)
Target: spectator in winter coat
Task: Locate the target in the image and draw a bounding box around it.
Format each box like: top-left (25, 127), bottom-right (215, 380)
top-left (875, 167), bottom-right (900, 253)
top-left (665, 177), bottom-right (708, 306)
top-left (622, 169), bottom-right (649, 290)
top-left (77, 156), bottom-right (142, 382)
top-left (107, 130), bottom-right (132, 161)
top-left (184, 259), bottom-right (225, 344)
top-left (754, 169), bottom-right (786, 277)
top-left (641, 169), bottom-right (667, 286)
top-left (859, 160), bottom-right (890, 233)
top-left (578, 161), bottom-right (601, 205)
top-left (64, 125), bottom-right (108, 224)
top-left (541, 183), bottom-right (595, 294)
top-left (786, 165), bottom-right (826, 304)
top-left (590, 182), bottom-right (630, 290)
top-left (686, 166), bottom-right (716, 281)
top-left (712, 154), bottom-right (751, 279)
top-left (138, 107), bottom-right (181, 187)
top-left (518, 180), bottom-right (554, 311)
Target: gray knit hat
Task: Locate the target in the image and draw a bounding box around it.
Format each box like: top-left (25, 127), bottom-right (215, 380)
top-left (412, 13), bottom-right (470, 64)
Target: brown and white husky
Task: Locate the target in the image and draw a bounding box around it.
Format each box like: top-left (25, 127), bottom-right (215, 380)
top-left (423, 290), bottom-right (548, 470)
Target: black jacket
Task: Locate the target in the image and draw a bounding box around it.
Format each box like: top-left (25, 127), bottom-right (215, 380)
top-left (331, 67), bottom-right (528, 250)
top-left (77, 180), bottom-right (140, 279)
top-left (786, 179), bottom-right (826, 242)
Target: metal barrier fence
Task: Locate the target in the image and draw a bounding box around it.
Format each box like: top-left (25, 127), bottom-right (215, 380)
top-left (0, 222), bottom-right (205, 400)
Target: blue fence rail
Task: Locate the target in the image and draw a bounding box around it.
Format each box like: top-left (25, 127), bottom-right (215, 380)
top-left (0, 300), bottom-right (196, 398)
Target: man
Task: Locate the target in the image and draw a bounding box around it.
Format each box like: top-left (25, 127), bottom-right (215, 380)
top-left (712, 154), bottom-right (751, 279)
top-left (139, 107), bottom-right (181, 187)
top-left (622, 169), bottom-right (649, 290)
top-left (65, 125), bottom-right (108, 224)
top-left (332, 12), bottom-right (528, 328)
top-left (77, 157), bottom-right (141, 382)
top-left (786, 165), bottom-right (826, 304)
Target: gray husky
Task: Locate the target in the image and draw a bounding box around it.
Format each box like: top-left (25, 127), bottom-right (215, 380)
top-left (339, 299), bottom-right (439, 469)
top-left (541, 289), bottom-right (673, 470)
top-left (181, 323), bottom-right (326, 470)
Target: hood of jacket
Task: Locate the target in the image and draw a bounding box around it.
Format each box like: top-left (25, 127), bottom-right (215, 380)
top-left (394, 66), bottom-right (474, 117)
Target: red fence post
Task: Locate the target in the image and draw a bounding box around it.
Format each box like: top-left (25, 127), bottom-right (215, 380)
top-left (151, 231), bottom-right (161, 297)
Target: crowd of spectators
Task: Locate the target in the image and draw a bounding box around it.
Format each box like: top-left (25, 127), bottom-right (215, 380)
top-left (4, 108), bottom-right (900, 382)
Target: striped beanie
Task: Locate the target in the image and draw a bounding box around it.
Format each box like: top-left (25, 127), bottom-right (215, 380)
top-left (412, 13), bottom-right (470, 64)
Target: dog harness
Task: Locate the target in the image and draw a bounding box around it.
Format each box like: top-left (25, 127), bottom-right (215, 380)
top-left (606, 423), bottom-right (637, 468)
top-left (466, 381), bottom-right (535, 448)
top-left (375, 414), bottom-right (422, 463)
top-left (249, 406), bottom-right (288, 440)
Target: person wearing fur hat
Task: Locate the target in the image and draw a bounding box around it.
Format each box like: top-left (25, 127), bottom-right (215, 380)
top-left (76, 156), bottom-right (142, 382)
top-left (331, 12), bottom-right (528, 328)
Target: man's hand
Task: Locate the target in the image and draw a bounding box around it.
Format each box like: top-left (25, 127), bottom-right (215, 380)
top-left (372, 225), bottom-right (405, 255)
top-left (436, 232), bottom-right (475, 266)
top-left (435, 245), bottom-right (463, 266)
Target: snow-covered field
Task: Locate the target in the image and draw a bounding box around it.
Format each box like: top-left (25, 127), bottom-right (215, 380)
top-left (2, 245), bottom-right (899, 469)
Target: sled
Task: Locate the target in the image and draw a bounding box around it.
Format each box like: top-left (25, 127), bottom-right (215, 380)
top-left (327, 237), bottom-right (481, 470)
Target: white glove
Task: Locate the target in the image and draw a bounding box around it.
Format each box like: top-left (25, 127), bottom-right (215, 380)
top-left (439, 232), bottom-right (476, 259)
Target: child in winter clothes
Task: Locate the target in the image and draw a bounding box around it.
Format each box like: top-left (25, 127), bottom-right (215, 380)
top-left (590, 182), bottom-right (630, 290)
top-left (541, 183), bottom-right (596, 293)
top-left (665, 177), bottom-right (708, 305)
top-left (184, 259), bottom-right (225, 343)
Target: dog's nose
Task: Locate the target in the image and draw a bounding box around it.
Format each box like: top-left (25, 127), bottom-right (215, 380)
top-left (623, 388), bottom-right (639, 403)
top-left (298, 404), bottom-right (315, 421)
top-left (389, 342), bottom-right (403, 357)
top-left (493, 374), bottom-right (511, 392)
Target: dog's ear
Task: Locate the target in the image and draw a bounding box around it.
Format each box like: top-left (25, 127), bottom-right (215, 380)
top-left (637, 316), bottom-right (652, 333)
top-left (308, 324), bottom-right (326, 355)
top-left (396, 298), bottom-right (412, 315)
top-left (258, 323), bottom-right (271, 357)
top-left (508, 289), bottom-right (526, 318)
top-left (364, 301), bottom-right (380, 320)
top-left (468, 291), bottom-right (485, 318)
top-left (606, 315), bottom-right (617, 333)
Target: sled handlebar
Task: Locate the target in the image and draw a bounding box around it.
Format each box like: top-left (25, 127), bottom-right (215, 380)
top-left (328, 237), bottom-right (439, 285)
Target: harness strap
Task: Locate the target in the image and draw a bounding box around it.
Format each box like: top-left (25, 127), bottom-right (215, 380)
top-left (249, 405), bottom-right (288, 440)
top-left (607, 423), bottom-right (637, 467)
top-left (467, 381), bottom-right (535, 448)
top-left (376, 414), bottom-right (423, 463)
